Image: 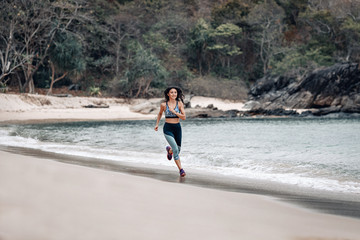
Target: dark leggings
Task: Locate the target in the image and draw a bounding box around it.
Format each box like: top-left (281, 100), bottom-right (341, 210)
top-left (163, 122), bottom-right (182, 160)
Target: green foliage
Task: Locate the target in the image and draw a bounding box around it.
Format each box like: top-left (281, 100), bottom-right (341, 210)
top-left (126, 42), bottom-right (168, 79)
top-left (208, 23), bottom-right (242, 56)
top-left (188, 18), bottom-right (211, 50)
top-left (93, 56), bottom-right (114, 70)
top-left (340, 17), bottom-right (360, 61)
top-left (49, 33), bottom-right (85, 73)
top-left (211, 0), bottom-right (251, 27)
top-left (0, 82), bottom-right (7, 93)
top-left (120, 42), bottom-right (168, 97)
top-left (208, 23), bottom-right (242, 78)
top-left (175, 67), bottom-right (194, 82)
top-left (143, 31), bottom-right (171, 54)
top-left (137, 0), bottom-right (169, 16)
top-left (299, 9), bottom-right (337, 45)
top-left (87, 0), bottom-right (120, 22)
top-left (186, 18), bottom-right (212, 74)
top-left (152, 13), bottom-right (190, 43)
top-left (2, 0), bottom-right (359, 97)
top-left (275, 0), bottom-right (308, 25)
top-left (247, 0), bottom-right (286, 74)
top-left (342, 18), bottom-right (360, 33)
top-left (187, 19), bottom-right (242, 77)
top-left (271, 46), bottom-right (333, 76)
top-left (210, 23), bottom-right (242, 38)
top-left (33, 67), bottom-right (51, 88)
top-left (89, 86), bottom-right (102, 96)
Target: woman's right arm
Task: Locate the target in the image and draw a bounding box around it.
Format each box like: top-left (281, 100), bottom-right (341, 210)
top-left (154, 103), bottom-right (165, 131)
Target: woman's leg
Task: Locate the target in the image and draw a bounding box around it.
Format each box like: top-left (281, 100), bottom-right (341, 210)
top-left (164, 134), bottom-right (180, 161)
top-left (164, 135), bottom-right (183, 170)
top-left (163, 123), bottom-right (184, 174)
top-left (174, 159), bottom-right (182, 170)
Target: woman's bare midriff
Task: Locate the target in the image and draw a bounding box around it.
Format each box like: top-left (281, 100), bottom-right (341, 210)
top-left (165, 118), bottom-right (180, 124)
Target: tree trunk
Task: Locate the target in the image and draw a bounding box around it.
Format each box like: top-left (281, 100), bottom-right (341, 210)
top-left (260, 31), bottom-right (266, 75)
top-left (198, 51), bottom-right (202, 75)
top-left (142, 77), bottom-right (152, 96)
top-left (48, 61), bottom-right (56, 94)
top-left (20, 61), bottom-right (30, 93)
top-left (135, 77), bottom-right (144, 98)
top-left (29, 79), bottom-right (35, 94)
top-left (22, 28), bottom-right (57, 94)
top-left (115, 41), bottom-right (121, 79)
top-left (16, 72), bottom-right (24, 92)
top-left (227, 57), bottom-right (231, 78)
top-left (20, 57), bottom-right (36, 93)
top-left (47, 61), bottom-right (68, 95)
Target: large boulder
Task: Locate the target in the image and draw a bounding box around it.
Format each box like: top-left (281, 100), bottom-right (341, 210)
top-left (247, 62), bottom-right (360, 115)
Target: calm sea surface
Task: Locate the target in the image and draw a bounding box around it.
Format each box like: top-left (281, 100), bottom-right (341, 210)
top-left (1, 118), bottom-right (359, 194)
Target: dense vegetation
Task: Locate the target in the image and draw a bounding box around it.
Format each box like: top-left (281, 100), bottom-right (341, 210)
top-left (1, 0), bottom-right (359, 99)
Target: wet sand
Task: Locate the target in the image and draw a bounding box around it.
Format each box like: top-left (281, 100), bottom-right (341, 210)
top-left (1, 147), bottom-right (360, 240)
top-left (2, 145), bottom-right (360, 219)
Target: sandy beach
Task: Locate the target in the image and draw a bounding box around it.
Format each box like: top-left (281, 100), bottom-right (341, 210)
top-left (1, 93), bottom-right (360, 240)
top-left (1, 150), bottom-right (360, 240)
top-left (0, 93), bottom-right (246, 124)
top-left (0, 93), bottom-right (158, 124)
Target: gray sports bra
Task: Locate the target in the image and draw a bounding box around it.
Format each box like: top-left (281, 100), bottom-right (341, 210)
top-left (165, 101), bottom-right (180, 118)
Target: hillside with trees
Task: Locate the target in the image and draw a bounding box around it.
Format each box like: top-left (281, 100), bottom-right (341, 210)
top-left (1, 0), bottom-right (359, 100)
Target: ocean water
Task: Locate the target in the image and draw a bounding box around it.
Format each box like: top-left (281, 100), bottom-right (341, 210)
top-left (1, 118), bottom-right (360, 194)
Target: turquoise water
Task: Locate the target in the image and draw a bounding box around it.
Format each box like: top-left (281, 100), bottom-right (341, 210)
top-left (1, 118), bottom-right (360, 194)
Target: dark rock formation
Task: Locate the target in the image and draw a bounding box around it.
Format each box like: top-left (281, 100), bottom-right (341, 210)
top-left (83, 104), bottom-right (109, 108)
top-left (247, 62), bottom-right (360, 116)
top-left (246, 108), bottom-right (298, 117)
top-left (186, 108), bottom-right (241, 118)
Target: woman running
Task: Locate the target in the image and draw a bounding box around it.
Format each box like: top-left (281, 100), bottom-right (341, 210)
top-left (154, 86), bottom-right (186, 177)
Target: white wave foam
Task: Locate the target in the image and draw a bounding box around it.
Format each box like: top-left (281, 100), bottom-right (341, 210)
top-left (1, 127), bottom-right (359, 194)
top-left (182, 157), bottom-right (360, 194)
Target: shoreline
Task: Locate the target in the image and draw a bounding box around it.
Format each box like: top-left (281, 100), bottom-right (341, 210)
top-left (0, 115), bottom-right (155, 125)
top-left (1, 93), bottom-right (359, 125)
top-left (1, 148), bottom-right (360, 240)
top-left (2, 144), bottom-right (360, 220)
top-left (0, 93), bottom-right (158, 124)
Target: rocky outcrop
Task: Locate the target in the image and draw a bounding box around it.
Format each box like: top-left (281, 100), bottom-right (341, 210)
top-left (186, 107), bottom-right (241, 118)
top-left (247, 62), bottom-right (360, 116)
top-left (129, 63), bottom-right (360, 118)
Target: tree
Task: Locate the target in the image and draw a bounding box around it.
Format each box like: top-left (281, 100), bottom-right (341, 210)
top-left (207, 23), bottom-right (242, 78)
top-left (247, 0), bottom-right (286, 74)
top-left (2, 0), bottom-right (88, 93)
top-left (299, 0), bottom-right (358, 61)
top-left (211, 0), bottom-right (251, 27)
top-left (270, 46), bottom-right (333, 78)
top-left (187, 18), bottom-right (212, 75)
top-left (0, 3), bottom-right (29, 87)
top-left (105, 13), bottom-right (133, 82)
top-left (332, 0), bottom-right (360, 62)
top-left (275, 0), bottom-right (308, 26)
top-left (296, 1), bottom-right (356, 64)
top-left (341, 17), bottom-right (360, 62)
top-left (47, 32), bottom-right (85, 95)
top-left (123, 42), bottom-right (168, 97)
